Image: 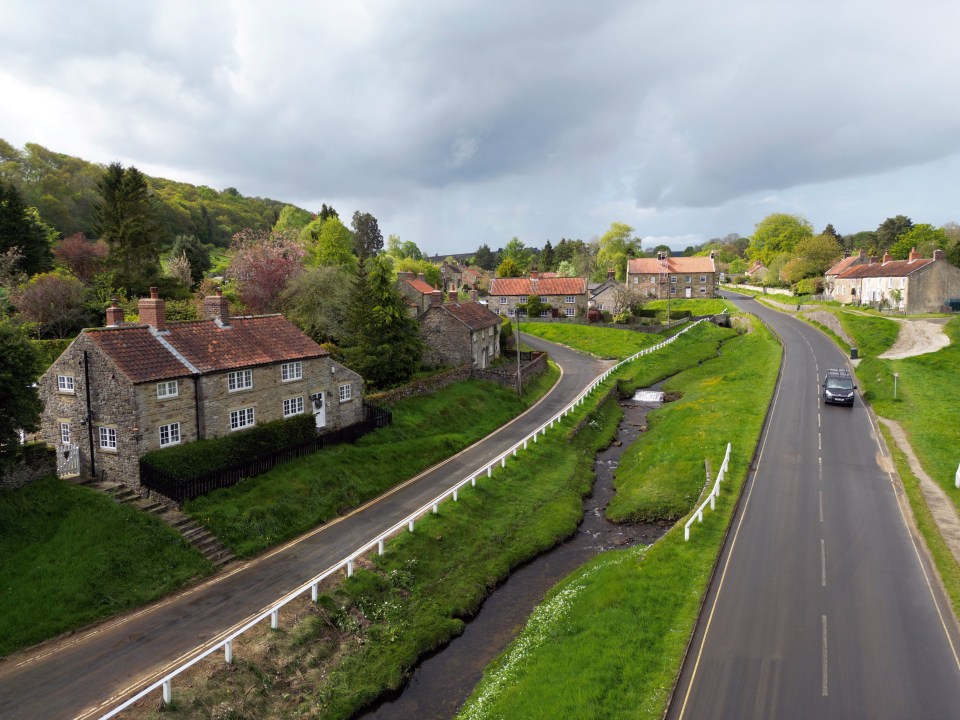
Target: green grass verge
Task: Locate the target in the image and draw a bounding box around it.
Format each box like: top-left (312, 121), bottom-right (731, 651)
top-left (520, 322), bottom-right (664, 359)
top-left (0, 476), bottom-right (212, 657)
top-left (833, 310), bottom-right (900, 357)
top-left (458, 317), bottom-right (781, 720)
top-left (185, 367), bottom-right (560, 557)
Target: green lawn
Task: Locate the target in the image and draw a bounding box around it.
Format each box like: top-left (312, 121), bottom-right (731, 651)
top-left (0, 476), bottom-right (212, 657)
top-left (459, 316), bottom-right (781, 720)
top-left (643, 298), bottom-right (735, 316)
top-left (519, 322), bottom-right (664, 359)
top-left (186, 368), bottom-right (559, 557)
top-left (834, 310), bottom-right (900, 357)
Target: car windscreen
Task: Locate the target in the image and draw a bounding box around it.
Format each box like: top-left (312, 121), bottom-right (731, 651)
top-left (826, 378), bottom-right (853, 390)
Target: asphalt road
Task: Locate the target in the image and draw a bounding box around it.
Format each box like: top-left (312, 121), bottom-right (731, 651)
top-left (668, 293), bottom-right (960, 719)
top-left (0, 336), bottom-right (611, 720)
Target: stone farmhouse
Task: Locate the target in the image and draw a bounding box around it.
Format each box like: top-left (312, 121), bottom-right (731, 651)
top-left (488, 273), bottom-right (588, 318)
top-left (419, 301), bottom-right (501, 369)
top-left (830, 248), bottom-right (960, 313)
top-left (398, 271), bottom-right (441, 316)
top-left (39, 288), bottom-right (363, 491)
top-left (589, 270), bottom-right (620, 314)
top-left (824, 250), bottom-right (871, 296)
top-left (626, 254), bottom-right (717, 299)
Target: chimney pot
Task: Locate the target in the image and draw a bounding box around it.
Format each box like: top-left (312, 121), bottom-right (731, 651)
top-left (204, 288), bottom-right (231, 325)
top-left (908, 247), bottom-right (921, 261)
top-left (882, 252), bottom-right (892, 263)
top-left (138, 289), bottom-right (166, 331)
top-left (106, 298), bottom-right (124, 327)
top-left (933, 248), bottom-right (946, 261)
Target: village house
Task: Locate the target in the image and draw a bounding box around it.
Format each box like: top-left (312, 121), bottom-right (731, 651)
top-left (487, 273), bottom-right (588, 318)
top-left (831, 248), bottom-right (960, 313)
top-left (39, 288), bottom-right (363, 491)
top-left (824, 250), bottom-right (871, 296)
top-left (419, 300), bottom-right (501, 369)
top-left (397, 271), bottom-right (442, 316)
top-left (626, 253), bottom-right (717, 299)
top-left (589, 270), bottom-right (620, 314)
top-left (745, 260), bottom-right (767, 280)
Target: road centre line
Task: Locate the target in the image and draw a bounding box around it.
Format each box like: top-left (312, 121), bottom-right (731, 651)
top-left (819, 491), bottom-right (823, 523)
top-left (822, 614), bottom-right (829, 696)
top-left (821, 539), bottom-right (826, 587)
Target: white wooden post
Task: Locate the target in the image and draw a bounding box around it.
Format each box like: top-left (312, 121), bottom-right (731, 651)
top-left (224, 639), bottom-right (233, 664)
top-left (270, 610), bottom-right (279, 629)
top-left (501, 457), bottom-right (506, 468)
top-left (472, 475), bottom-right (477, 487)
top-left (513, 448), bottom-right (517, 457)
top-left (378, 538), bottom-right (384, 555)
top-left (311, 583), bottom-right (318, 601)
top-left (487, 466), bottom-right (492, 478)
top-left (453, 488), bottom-right (458, 501)
top-left (956, 463), bottom-right (960, 489)
top-left (432, 503), bottom-right (438, 514)
top-left (523, 439), bottom-right (527, 450)
top-left (408, 519), bottom-right (415, 532)
top-left (162, 680), bottom-right (172, 705)
top-left (347, 559), bottom-right (354, 577)
top-left (684, 526), bottom-right (690, 541)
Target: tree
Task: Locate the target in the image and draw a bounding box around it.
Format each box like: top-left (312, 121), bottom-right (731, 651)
top-left (386, 234), bottom-right (423, 261)
top-left (273, 205), bottom-right (313, 233)
top-left (875, 215), bottom-right (913, 253)
top-left (556, 260), bottom-right (576, 277)
top-left (13, 271), bottom-right (90, 338)
top-left (747, 213), bottom-right (813, 265)
top-left (351, 211), bottom-right (383, 259)
top-left (318, 203), bottom-right (339, 222)
top-left (792, 233), bottom-right (843, 277)
top-left (341, 255), bottom-right (423, 388)
top-left (303, 215), bottom-right (357, 270)
top-left (889, 224), bottom-right (947, 260)
top-left (0, 180), bottom-right (53, 276)
top-left (595, 222), bottom-right (642, 281)
top-left (170, 234), bottom-right (211, 286)
top-left (496, 256), bottom-right (524, 278)
top-left (228, 228), bottom-right (305, 313)
top-left (611, 283), bottom-right (643, 316)
top-left (395, 257), bottom-right (442, 287)
top-left (282, 265), bottom-right (351, 343)
top-left (821, 224), bottom-right (842, 243)
top-left (166, 253), bottom-right (194, 288)
top-left (52, 232), bottom-right (108, 282)
top-left (538, 240), bottom-right (555, 272)
top-left (472, 243), bottom-right (498, 270)
top-left (94, 163), bottom-right (163, 294)
top-left (0, 319), bottom-right (44, 457)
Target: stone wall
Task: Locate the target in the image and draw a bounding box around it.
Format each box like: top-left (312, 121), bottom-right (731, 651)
top-left (474, 351), bottom-right (548, 388)
top-left (368, 364), bottom-right (475, 405)
top-left (420, 310), bottom-right (472, 368)
top-left (0, 446), bottom-right (56, 490)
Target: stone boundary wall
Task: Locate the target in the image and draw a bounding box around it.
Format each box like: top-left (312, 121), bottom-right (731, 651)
top-left (727, 283), bottom-right (794, 296)
top-left (0, 446), bottom-right (57, 491)
top-left (474, 351), bottom-right (548, 388)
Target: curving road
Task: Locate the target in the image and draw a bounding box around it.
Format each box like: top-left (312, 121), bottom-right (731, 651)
top-left (0, 336), bottom-right (611, 720)
top-left (668, 293), bottom-right (960, 719)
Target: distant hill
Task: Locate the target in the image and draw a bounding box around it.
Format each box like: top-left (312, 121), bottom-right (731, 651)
top-left (0, 139), bottom-right (303, 246)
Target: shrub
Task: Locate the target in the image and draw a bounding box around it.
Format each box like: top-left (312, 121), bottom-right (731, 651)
top-left (794, 277), bottom-right (824, 296)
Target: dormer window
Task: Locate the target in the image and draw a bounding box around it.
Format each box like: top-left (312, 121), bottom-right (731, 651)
top-left (157, 380), bottom-right (178, 399)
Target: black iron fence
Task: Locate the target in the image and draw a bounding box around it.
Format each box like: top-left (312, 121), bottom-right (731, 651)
top-left (141, 402), bottom-right (392, 504)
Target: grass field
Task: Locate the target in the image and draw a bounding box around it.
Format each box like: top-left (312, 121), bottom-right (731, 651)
top-left (519, 322), bottom-right (663, 359)
top-left (0, 476), bottom-right (212, 657)
top-left (186, 367), bottom-right (560, 557)
top-left (459, 317), bottom-right (781, 720)
top-left (643, 298), bottom-right (735, 316)
top-left (834, 310), bottom-right (900, 357)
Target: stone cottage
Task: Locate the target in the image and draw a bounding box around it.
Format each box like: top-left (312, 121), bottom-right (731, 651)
top-left (39, 288), bottom-right (364, 490)
top-left (831, 248), bottom-right (960, 312)
top-left (488, 274), bottom-right (588, 318)
top-left (419, 300), bottom-right (502, 369)
top-left (626, 253), bottom-right (717, 299)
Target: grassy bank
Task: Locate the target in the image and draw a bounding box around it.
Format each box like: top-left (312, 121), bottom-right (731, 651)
top-left (186, 367), bottom-right (559, 557)
top-left (643, 298), bottom-right (734, 316)
top-left (0, 476), bottom-right (211, 657)
top-left (520, 322), bottom-right (663, 359)
top-left (458, 317), bottom-right (781, 719)
top-left (834, 310), bottom-right (900, 357)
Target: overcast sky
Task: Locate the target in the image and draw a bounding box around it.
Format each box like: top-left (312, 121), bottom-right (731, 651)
top-left (2, 0), bottom-right (959, 255)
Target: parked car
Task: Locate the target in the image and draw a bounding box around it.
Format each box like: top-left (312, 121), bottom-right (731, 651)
top-left (822, 368), bottom-right (856, 406)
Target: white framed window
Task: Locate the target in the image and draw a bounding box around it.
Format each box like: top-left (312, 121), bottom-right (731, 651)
top-left (685, 276), bottom-right (691, 283)
top-left (507, 308), bottom-right (515, 317)
top-left (670, 286), bottom-right (677, 295)
top-left (539, 310), bottom-right (550, 317)
top-left (228, 369), bottom-right (253, 392)
top-left (670, 276), bottom-right (677, 284)
top-left (699, 287), bottom-right (707, 294)
top-left (565, 307), bottom-right (576, 317)
top-left (157, 380), bottom-right (178, 399)
top-left (488, 326), bottom-right (494, 337)
top-left (159, 422), bottom-right (181, 447)
top-left (59, 422), bottom-right (71, 444)
top-left (539, 295), bottom-right (548, 303)
top-left (633, 276), bottom-right (639, 284)
top-left (283, 396), bottom-right (305, 417)
top-left (564, 295), bottom-right (575, 304)
top-left (650, 276), bottom-right (656, 283)
top-left (230, 407), bottom-right (255, 430)
top-left (57, 375), bottom-right (75, 393)
top-left (98, 426), bottom-right (117, 450)
top-left (339, 383), bottom-right (353, 402)
top-left (281, 361), bottom-right (303, 382)
top-left (700, 275), bottom-right (707, 282)
top-left (517, 308), bottom-right (527, 317)
top-left (499, 296), bottom-right (507, 304)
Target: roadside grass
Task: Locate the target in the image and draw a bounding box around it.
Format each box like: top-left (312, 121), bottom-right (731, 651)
top-left (128, 384), bottom-right (625, 720)
top-left (185, 367), bottom-right (559, 557)
top-left (880, 424), bottom-right (960, 620)
top-left (458, 316), bottom-right (781, 720)
top-left (833, 310), bottom-right (900, 357)
top-left (0, 476), bottom-right (211, 657)
top-left (519, 322), bottom-right (663, 359)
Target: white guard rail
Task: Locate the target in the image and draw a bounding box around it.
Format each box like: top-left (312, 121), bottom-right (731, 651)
top-left (684, 442), bottom-right (732, 541)
top-left (99, 318), bottom-right (710, 719)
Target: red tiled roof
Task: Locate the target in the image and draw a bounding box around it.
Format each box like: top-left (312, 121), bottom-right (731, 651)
top-left (825, 254), bottom-right (866, 277)
top-left (405, 277), bottom-right (436, 295)
top-left (438, 301), bottom-right (501, 330)
top-left (490, 276), bottom-right (587, 296)
top-left (165, 316), bottom-right (327, 373)
top-left (836, 259), bottom-right (933, 279)
top-left (87, 327), bottom-right (193, 383)
top-left (628, 256), bottom-right (716, 274)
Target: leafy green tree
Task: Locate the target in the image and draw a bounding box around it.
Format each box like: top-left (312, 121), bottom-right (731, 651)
top-left (889, 224), bottom-right (947, 259)
top-left (553, 238), bottom-right (584, 266)
top-left (351, 211), bottom-right (383, 259)
top-left (821, 224), bottom-right (842, 243)
top-left (793, 233), bottom-right (843, 277)
top-left (0, 319), bottom-right (44, 457)
top-left (282, 265), bottom-right (351, 343)
top-left (395, 257), bottom-right (441, 287)
top-left (747, 213), bottom-right (813, 265)
top-left (496, 256), bottom-right (524, 278)
top-left (501, 237), bottom-right (534, 272)
top-left (170, 234), bottom-right (211, 286)
top-left (303, 216), bottom-right (357, 270)
top-left (556, 260), bottom-right (575, 277)
top-left (273, 205), bottom-right (313, 233)
top-left (595, 222), bottom-right (642, 281)
top-left (94, 163), bottom-right (164, 294)
top-left (318, 203), bottom-right (339, 222)
top-left (472, 243), bottom-right (498, 270)
top-left (0, 181), bottom-right (54, 276)
top-left (341, 255), bottom-right (423, 388)
top-left (875, 215), bottom-right (913, 253)
top-left (538, 240), bottom-right (555, 272)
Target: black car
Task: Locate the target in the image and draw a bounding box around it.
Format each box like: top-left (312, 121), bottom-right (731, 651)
top-left (822, 369), bottom-right (856, 406)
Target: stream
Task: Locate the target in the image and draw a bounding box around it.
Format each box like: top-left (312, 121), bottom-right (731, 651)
top-left (358, 389), bottom-right (672, 720)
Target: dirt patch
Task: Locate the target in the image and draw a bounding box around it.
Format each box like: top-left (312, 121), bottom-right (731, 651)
top-left (879, 318), bottom-right (950, 360)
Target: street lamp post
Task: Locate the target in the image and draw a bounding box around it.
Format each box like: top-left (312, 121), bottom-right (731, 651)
top-left (893, 372), bottom-right (899, 400)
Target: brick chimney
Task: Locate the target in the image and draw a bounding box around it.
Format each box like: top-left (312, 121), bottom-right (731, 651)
top-left (138, 287), bottom-right (166, 332)
top-left (882, 252), bottom-right (892, 263)
top-left (105, 298), bottom-right (124, 327)
top-left (933, 248), bottom-right (946, 261)
top-left (908, 247), bottom-right (920, 261)
top-left (429, 290), bottom-right (443, 307)
top-left (530, 271), bottom-right (540, 280)
top-left (204, 287), bottom-right (231, 326)
top-left (869, 255), bottom-right (877, 264)
top-left (417, 272), bottom-right (425, 283)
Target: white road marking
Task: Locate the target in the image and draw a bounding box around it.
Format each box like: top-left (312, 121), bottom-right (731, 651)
top-left (818, 433), bottom-right (822, 451)
top-left (821, 539), bottom-right (827, 587)
top-left (822, 615), bottom-right (829, 696)
top-left (819, 491), bottom-right (824, 523)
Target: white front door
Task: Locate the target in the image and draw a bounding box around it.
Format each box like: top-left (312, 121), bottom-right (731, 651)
top-left (311, 392), bottom-right (326, 429)
top-left (685, 287), bottom-right (692, 298)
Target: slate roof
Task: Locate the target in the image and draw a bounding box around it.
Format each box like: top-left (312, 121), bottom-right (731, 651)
top-left (836, 259), bottom-right (933, 279)
top-left (628, 256), bottom-right (716, 274)
top-left (489, 276), bottom-right (587, 296)
top-left (436, 301), bottom-right (501, 330)
top-left (87, 315), bottom-right (327, 383)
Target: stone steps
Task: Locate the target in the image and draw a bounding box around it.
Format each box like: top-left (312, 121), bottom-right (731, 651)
top-left (69, 476), bottom-right (235, 568)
